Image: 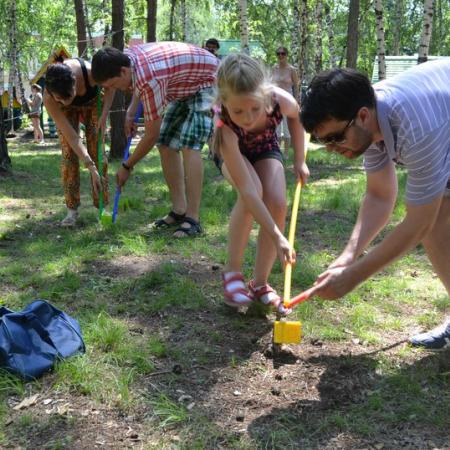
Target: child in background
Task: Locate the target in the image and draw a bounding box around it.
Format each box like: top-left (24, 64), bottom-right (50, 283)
top-left (214, 53), bottom-right (309, 310)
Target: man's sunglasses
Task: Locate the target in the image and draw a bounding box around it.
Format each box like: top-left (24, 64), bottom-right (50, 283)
top-left (276, 52), bottom-right (286, 56)
top-left (315, 118), bottom-right (355, 146)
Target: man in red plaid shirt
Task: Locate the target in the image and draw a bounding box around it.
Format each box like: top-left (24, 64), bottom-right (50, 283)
top-left (92, 42), bottom-right (219, 237)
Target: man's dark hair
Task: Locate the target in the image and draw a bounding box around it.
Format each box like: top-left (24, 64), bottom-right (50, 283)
top-left (91, 47), bottom-right (130, 83)
top-left (300, 68), bottom-right (376, 133)
top-left (205, 38), bottom-right (220, 49)
top-left (45, 63), bottom-right (76, 99)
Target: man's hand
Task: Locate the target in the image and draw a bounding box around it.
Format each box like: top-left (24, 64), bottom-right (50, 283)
top-left (124, 116), bottom-right (138, 138)
top-left (307, 266), bottom-right (357, 300)
top-left (116, 165), bottom-right (131, 189)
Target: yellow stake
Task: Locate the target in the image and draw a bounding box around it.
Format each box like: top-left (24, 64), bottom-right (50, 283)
top-left (273, 134), bottom-right (310, 345)
top-left (282, 134), bottom-right (310, 308)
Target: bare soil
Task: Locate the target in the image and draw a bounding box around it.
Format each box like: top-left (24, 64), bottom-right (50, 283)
top-left (4, 256), bottom-right (450, 450)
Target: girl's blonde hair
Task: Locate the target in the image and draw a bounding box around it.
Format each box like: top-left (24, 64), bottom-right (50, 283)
top-left (214, 53), bottom-right (274, 157)
top-left (216, 53), bottom-right (273, 108)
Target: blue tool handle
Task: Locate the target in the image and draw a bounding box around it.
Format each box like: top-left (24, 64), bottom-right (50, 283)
top-left (112, 188), bottom-right (121, 223)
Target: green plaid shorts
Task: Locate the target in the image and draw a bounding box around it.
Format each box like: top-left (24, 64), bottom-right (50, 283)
top-left (157, 86), bottom-right (214, 151)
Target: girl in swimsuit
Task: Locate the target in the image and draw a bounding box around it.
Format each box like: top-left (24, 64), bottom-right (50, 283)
top-left (214, 53), bottom-right (309, 311)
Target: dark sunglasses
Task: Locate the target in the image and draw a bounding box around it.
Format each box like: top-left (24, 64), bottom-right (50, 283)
top-left (276, 52), bottom-right (286, 56)
top-left (316, 118), bottom-right (355, 146)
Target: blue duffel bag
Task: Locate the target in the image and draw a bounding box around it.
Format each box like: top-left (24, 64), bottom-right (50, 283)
top-left (0, 300), bottom-right (85, 380)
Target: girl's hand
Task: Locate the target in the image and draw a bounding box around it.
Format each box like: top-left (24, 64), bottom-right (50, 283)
top-left (97, 112), bottom-right (108, 134)
top-left (276, 234), bottom-right (296, 267)
top-left (294, 160), bottom-right (310, 186)
top-left (88, 165), bottom-right (102, 196)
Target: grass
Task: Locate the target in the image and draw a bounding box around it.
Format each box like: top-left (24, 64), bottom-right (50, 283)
top-left (0, 136), bottom-right (449, 448)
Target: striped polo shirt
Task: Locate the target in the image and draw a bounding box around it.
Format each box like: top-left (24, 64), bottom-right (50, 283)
top-left (125, 42), bottom-right (218, 122)
top-left (364, 58), bottom-right (450, 205)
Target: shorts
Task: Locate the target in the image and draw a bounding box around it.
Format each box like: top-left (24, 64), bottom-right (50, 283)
top-left (214, 148), bottom-right (284, 173)
top-left (446, 179), bottom-right (450, 197)
top-left (276, 115), bottom-right (290, 139)
top-left (157, 87), bottom-right (214, 151)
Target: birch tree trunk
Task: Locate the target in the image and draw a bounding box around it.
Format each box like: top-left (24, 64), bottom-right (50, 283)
top-left (325, 3), bottom-right (338, 68)
top-left (374, 0), bottom-right (386, 80)
top-left (110, 0), bottom-right (127, 159)
top-left (83, 0), bottom-right (95, 56)
top-left (147, 0), bottom-right (157, 42)
top-left (291, 0), bottom-right (300, 70)
top-left (392, 0), bottom-right (403, 55)
top-left (346, 0), bottom-right (359, 68)
top-left (418, 0), bottom-right (435, 64)
top-left (181, 0), bottom-right (187, 42)
top-left (7, 0), bottom-right (17, 135)
top-left (169, 0), bottom-right (176, 41)
top-left (239, 0), bottom-right (249, 54)
top-left (74, 0), bottom-right (87, 57)
top-left (298, 0), bottom-right (308, 86)
top-left (0, 102), bottom-right (11, 173)
top-left (314, 0), bottom-right (323, 74)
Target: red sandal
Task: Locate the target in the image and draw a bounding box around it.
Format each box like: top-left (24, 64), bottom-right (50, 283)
top-left (248, 280), bottom-right (281, 307)
top-left (223, 272), bottom-right (253, 307)
top-left (248, 280), bottom-right (292, 315)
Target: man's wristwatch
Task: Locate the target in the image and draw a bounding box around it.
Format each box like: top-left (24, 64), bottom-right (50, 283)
top-left (122, 162), bottom-right (133, 172)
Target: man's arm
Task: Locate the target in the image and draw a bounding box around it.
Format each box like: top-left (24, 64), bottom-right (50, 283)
top-left (308, 162), bottom-right (444, 299)
top-left (97, 87), bottom-right (116, 132)
top-left (332, 162), bottom-right (398, 267)
top-left (116, 117), bottom-right (162, 188)
top-left (125, 90), bottom-right (141, 137)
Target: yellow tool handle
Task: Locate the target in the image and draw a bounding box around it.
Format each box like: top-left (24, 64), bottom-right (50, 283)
top-left (282, 134), bottom-right (310, 306)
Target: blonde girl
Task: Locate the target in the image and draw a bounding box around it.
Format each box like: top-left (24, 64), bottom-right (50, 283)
top-left (214, 53), bottom-right (309, 310)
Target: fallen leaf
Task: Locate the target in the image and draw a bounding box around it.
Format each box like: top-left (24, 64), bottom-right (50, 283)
top-left (13, 394), bottom-right (39, 410)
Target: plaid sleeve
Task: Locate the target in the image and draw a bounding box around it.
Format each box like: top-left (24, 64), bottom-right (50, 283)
top-left (140, 78), bottom-right (168, 122)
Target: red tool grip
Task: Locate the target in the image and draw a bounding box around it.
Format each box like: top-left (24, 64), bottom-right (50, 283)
top-left (284, 290), bottom-right (310, 309)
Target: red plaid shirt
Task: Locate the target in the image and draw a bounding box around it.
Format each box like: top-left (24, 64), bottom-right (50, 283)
top-left (125, 42), bottom-right (219, 121)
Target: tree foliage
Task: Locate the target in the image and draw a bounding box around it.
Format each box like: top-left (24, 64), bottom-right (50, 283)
top-left (0, 0), bottom-right (449, 86)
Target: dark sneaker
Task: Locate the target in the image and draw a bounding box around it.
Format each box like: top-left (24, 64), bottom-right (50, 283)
top-left (409, 321), bottom-right (450, 350)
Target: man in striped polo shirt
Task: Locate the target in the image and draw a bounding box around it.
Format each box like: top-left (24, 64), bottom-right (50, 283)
top-left (300, 59), bottom-right (450, 350)
top-left (92, 42), bottom-right (219, 237)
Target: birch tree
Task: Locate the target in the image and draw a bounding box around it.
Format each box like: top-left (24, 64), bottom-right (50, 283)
top-left (298, 0), bottom-right (308, 85)
top-left (110, 0), bottom-right (127, 159)
top-left (169, 0), bottom-right (176, 41)
top-left (314, 0), bottom-right (323, 74)
top-left (7, 0), bottom-right (17, 136)
top-left (418, 0), bottom-right (435, 63)
top-left (239, 0), bottom-right (249, 54)
top-left (147, 0), bottom-right (157, 42)
top-left (291, 0), bottom-right (300, 69)
top-left (346, 0), bottom-right (359, 68)
top-left (392, 0), bottom-right (403, 55)
top-left (374, 0), bottom-right (386, 80)
top-left (74, 0), bottom-right (87, 57)
top-left (0, 101), bottom-right (10, 174)
top-left (325, 3), bottom-right (338, 68)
